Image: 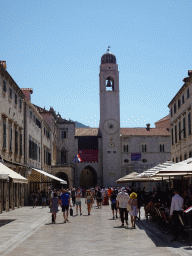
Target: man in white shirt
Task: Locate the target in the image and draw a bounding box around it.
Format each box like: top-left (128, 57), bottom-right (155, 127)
top-left (170, 190), bottom-right (184, 241)
top-left (116, 188), bottom-right (130, 227)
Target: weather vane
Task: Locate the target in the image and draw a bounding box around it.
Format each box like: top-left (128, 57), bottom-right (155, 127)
top-left (107, 46), bottom-right (110, 52)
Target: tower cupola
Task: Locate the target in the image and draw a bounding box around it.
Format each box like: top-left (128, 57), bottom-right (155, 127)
top-left (101, 52), bottom-right (116, 64)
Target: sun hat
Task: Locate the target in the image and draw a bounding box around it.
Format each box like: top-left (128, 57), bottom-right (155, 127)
top-left (130, 192), bottom-right (137, 199)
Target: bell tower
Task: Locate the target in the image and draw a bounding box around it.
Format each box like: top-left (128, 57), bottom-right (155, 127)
top-left (99, 49), bottom-right (121, 187)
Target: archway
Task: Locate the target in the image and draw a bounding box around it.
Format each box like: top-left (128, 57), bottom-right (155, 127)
top-left (53, 172), bottom-right (69, 189)
top-left (80, 166), bottom-right (97, 189)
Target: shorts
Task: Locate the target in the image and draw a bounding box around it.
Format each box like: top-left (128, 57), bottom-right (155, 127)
top-left (111, 203), bottom-right (116, 211)
top-left (42, 198), bottom-right (46, 203)
top-left (75, 201), bottom-right (81, 206)
top-left (62, 205), bottom-right (69, 212)
top-left (97, 198), bottom-right (102, 203)
top-left (87, 199), bottom-right (92, 204)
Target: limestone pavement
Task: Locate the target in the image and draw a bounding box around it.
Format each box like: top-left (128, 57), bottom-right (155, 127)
top-left (0, 202), bottom-right (191, 256)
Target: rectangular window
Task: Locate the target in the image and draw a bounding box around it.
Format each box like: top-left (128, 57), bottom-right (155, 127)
top-left (20, 133), bottom-right (22, 155)
top-left (30, 111), bottom-right (32, 119)
top-left (187, 88), bottom-right (190, 99)
top-left (180, 155), bottom-right (182, 162)
top-left (178, 99), bottom-right (181, 109)
top-left (29, 139), bottom-right (37, 160)
top-left (36, 118), bottom-right (41, 128)
top-left (19, 99), bottom-right (22, 111)
top-left (3, 80), bottom-right (6, 93)
top-left (123, 144), bottom-right (128, 153)
top-left (39, 147), bottom-right (41, 162)
top-left (9, 88), bottom-right (12, 99)
top-left (48, 152), bottom-right (51, 165)
top-left (9, 125), bottom-right (12, 151)
top-left (171, 128), bottom-right (174, 145)
top-left (160, 144), bottom-right (165, 152)
top-left (3, 120), bottom-right (6, 148)
top-left (107, 151), bottom-right (111, 154)
top-left (175, 125), bottom-right (177, 143)
top-left (171, 108), bottom-right (173, 117)
top-left (182, 94), bottom-right (185, 104)
top-left (174, 103), bottom-right (176, 114)
top-left (142, 144), bottom-right (147, 152)
top-left (188, 112), bottom-right (191, 135)
top-left (113, 151), bottom-right (116, 154)
top-left (189, 151), bottom-right (192, 158)
top-left (179, 121), bottom-right (181, 141)
top-left (61, 130), bottom-right (67, 139)
top-left (183, 117), bottom-right (186, 138)
top-left (184, 153), bottom-right (187, 160)
top-left (15, 129), bottom-right (18, 154)
top-left (15, 93), bottom-right (17, 105)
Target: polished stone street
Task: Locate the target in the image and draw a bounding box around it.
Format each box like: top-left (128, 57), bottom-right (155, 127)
top-left (0, 202), bottom-right (192, 256)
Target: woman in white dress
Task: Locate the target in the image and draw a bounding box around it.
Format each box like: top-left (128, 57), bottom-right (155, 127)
top-left (129, 192), bottom-right (138, 228)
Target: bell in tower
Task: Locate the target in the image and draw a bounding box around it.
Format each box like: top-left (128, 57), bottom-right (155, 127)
top-left (106, 77), bottom-right (114, 91)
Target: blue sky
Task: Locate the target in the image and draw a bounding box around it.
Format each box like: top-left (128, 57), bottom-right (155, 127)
top-left (1, 0), bottom-right (191, 128)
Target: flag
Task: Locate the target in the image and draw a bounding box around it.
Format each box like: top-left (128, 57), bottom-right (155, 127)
top-left (73, 154), bottom-right (82, 163)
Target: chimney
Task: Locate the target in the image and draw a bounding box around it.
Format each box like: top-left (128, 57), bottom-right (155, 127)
top-left (146, 123), bottom-right (150, 131)
top-left (21, 88), bottom-right (33, 101)
top-left (0, 61), bottom-right (7, 69)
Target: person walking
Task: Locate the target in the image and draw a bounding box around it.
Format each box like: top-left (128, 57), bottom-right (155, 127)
top-left (116, 188), bottom-right (130, 227)
top-left (129, 192), bottom-right (138, 228)
top-left (71, 188), bottom-right (76, 206)
top-left (170, 190), bottom-right (184, 241)
top-left (96, 188), bottom-right (102, 209)
top-left (60, 189), bottom-right (71, 223)
top-left (41, 189), bottom-right (47, 208)
top-left (32, 191), bottom-right (37, 208)
top-left (86, 190), bottom-right (93, 215)
top-left (110, 189), bottom-right (118, 219)
top-left (75, 188), bottom-right (82, 215)
top-left (50, 192), bottom-right (60, 223)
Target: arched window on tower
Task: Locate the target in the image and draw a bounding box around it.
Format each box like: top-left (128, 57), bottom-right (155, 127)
top-left (61, 147), bottom-right (67, 164)
top-left (106, 77), bottom-right (114, 91)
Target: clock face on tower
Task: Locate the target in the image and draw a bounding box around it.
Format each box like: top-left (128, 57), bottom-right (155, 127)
top-left (104, 119), bottom-right (118, 135)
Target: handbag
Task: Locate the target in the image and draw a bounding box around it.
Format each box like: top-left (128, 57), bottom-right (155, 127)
top-left (127, 203), bottom-right (132, 212)
top-left (70, 207), bottom-right (73, 216)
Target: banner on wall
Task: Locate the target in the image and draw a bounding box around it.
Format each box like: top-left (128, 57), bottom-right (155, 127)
top-left (78, 149), bottom-right (98, 163)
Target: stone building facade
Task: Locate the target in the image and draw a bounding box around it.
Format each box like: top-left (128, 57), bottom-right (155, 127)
top-left (0, 62), bottom-right (26, 211)
top-left (168, 70), bottom-right (192, 163)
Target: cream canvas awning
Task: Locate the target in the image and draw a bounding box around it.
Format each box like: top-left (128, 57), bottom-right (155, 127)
top-left (0, 162), bottom-right (28, 183)
top-left (153, 158), bottom-right (192, 178)
top-left (32, 168), bottom-right (67, 184)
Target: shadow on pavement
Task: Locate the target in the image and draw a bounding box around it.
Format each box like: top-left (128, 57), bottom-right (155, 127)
top-left (0, 219), bottom-right (16, 227)
top-left (136, 218), bottom-right (192, 249)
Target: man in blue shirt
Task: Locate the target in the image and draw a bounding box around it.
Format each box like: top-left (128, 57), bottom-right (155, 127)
top-left (60, 189), bottom-right (71, 223)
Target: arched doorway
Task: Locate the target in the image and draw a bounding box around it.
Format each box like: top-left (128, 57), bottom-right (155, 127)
top-left (53, 172), bottom-right (69, 189)
top-left (80, 166), bottom-right (97, 189)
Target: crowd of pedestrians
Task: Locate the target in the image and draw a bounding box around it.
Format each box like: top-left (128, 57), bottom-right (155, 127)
top-left (29, 184), bottom-right (192, 242)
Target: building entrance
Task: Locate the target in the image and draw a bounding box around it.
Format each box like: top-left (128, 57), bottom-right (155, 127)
top-left (80, 166), bottom-right (97, 189)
